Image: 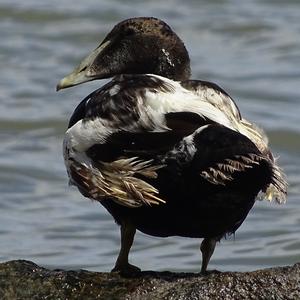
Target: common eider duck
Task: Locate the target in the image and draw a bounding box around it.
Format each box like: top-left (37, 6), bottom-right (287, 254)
top-left (57, 17), bottom-right (287, 274)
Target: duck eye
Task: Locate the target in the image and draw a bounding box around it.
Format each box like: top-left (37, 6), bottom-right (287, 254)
top-left (79, 66), bottom-right (87, 72)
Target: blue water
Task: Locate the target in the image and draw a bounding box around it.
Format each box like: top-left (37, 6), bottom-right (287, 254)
top-left (0, 0), bottom-right (299, 272)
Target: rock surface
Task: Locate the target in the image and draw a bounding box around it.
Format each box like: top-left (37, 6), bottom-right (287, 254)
top-left (0, 260), bottom-right (299, 299)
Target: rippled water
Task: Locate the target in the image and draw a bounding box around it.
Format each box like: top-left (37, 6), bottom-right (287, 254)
top-left (1, 0), bottom-right (299, 272)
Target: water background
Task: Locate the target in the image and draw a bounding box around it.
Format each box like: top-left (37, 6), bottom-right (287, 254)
top-left (1, 0), bottom-right (300, 272)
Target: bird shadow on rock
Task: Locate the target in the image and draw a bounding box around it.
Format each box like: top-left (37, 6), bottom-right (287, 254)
top-left (117, 269), bottom-right (222, 280)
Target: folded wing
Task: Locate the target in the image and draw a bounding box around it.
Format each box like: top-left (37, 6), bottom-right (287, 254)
top-left (64, 74), bottom-right (287, 208)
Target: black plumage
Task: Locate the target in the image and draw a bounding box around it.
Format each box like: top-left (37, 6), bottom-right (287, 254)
top-left (57, 17), bottom-right (287, 274)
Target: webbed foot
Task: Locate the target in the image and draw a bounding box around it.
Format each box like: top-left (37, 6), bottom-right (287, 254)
top-left (111, 263), bottom-right (141, 275)
top-left (200, 269), bottom-right (221, 276)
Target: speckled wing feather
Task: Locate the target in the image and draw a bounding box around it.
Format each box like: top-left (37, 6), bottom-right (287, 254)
top-left (69, 157), bottom-right (166, 207)
top-left (181, 79), bottom-right (241, 121)
top-left (181, 79), bottom-right (270, 155)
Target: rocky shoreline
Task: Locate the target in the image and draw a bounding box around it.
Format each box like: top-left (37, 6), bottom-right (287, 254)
top-left (0, 260), bottom-right (299, 299)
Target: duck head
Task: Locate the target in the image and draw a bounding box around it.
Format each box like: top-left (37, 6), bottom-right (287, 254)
top-left (57, 17), bottom-right (190, 90)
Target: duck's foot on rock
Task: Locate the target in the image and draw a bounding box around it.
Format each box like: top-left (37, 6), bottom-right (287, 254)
top-left (200, 269), bottom-right (221, 276)
top-left (111, 263), bottom-right (141, 276)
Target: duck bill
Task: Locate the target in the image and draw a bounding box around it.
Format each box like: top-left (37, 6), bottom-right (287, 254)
top-left (56, 40), bottom-right (111, 91)
top-left (56, 70), bottom-right (91, 91)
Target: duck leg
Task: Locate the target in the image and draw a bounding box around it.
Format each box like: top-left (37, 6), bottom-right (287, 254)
top-left (111, 219), bottom-right (141, 274)
top-left (200, 237), bottom-right (217, 274)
